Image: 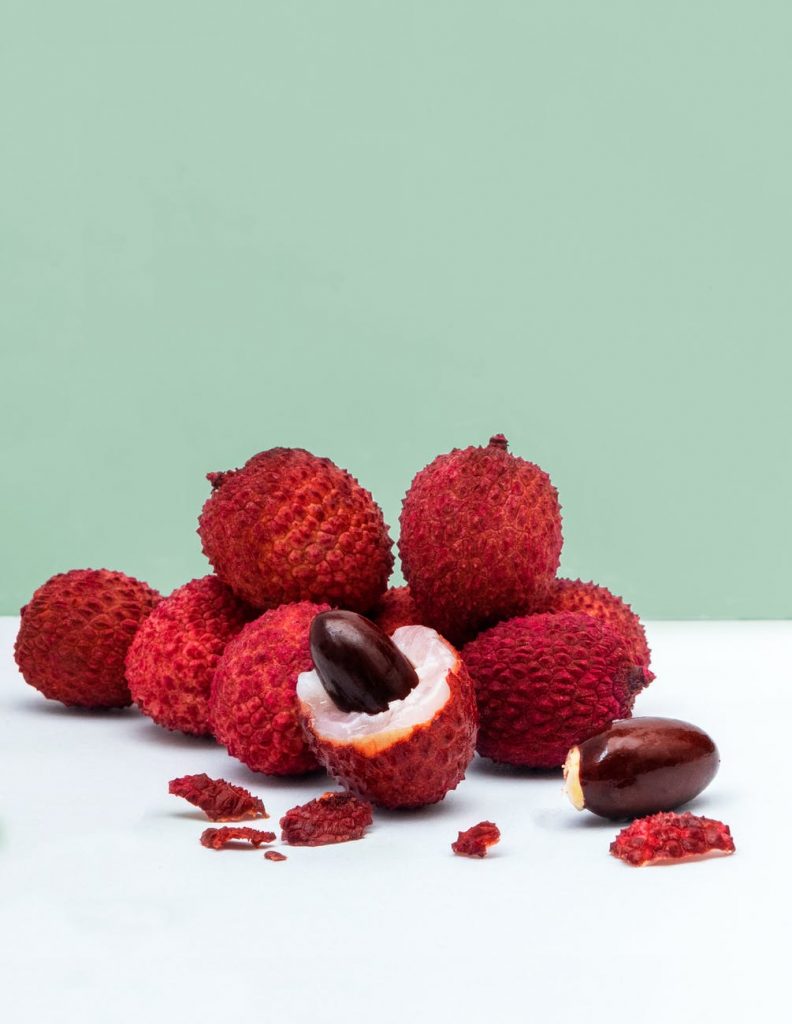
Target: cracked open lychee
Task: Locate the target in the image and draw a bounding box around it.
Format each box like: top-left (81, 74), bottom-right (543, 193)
top-left (399, 435), bottom-right (562, 644)
top-left (367, 586), bottom-right (421, 635)
top-left (198, 447), bottom-right (393, 612)
top-left (15, 569), bottom-right (160, 709)
top-left (297, 611), bottom-right (477, 809)
top-left (210, 601), bottom-right (330, 775)
top-left (463, 612), bottom-right (643, 768)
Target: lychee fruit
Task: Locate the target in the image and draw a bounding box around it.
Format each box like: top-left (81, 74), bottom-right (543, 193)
top-left (532, 578), bottom-right (653, 682)
top-left (198, 447), bottom-right (393, 612)
top-left (14, 569), bottom-right (160, 709)
top-left (462, 612), bottom-right (642, 768)
top-left (210, 600), bottom-right (330, 775)
top-left (297, 611), bottom-right (477, 809)
top-left (125, 576), bottom-right (256, 736)
top-left (367, 586), bottom-right (421, 635)
top-left (399, 435), bottom-right (562, 644)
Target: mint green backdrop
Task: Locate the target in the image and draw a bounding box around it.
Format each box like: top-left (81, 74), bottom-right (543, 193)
top-left (2, 2), bottom-right (790, 617)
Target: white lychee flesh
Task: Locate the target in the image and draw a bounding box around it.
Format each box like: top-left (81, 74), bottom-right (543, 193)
top-left (297, 625), bottom-right (454, 755)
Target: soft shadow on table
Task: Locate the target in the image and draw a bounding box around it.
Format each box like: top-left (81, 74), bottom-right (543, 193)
top-left (9, 697), bottom-right (132, 721)
top-left (128, 718), bottom-right (216, 750)
top-left (469, 755), bottom-right (562, 783)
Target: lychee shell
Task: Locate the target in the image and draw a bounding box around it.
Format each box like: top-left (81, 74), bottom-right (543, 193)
top-left (532, 578), bottom-right (653, 682)
top-left (367, 586), bottom-right (421, 635)
top-left (463, 612), bottom-right (640, 768)
top-left (302, 650), bottom-right (478, 809)
top-left (198, 447), bottom-right (393, 612)
top-left (125, 575), bottom-right (256, 736)
top-left (399, 436), bottom-right (562, 644)
top-left (14, 569), bottom-right (160, 709)
top-left (210, 601), bottom-right (330, 775)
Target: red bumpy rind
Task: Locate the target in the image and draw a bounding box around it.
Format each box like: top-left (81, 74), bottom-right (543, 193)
top-left (264, 850), bottom-right (287, 862)
top-left (532, 577), bottom-right (653, 684)
top-left (168, 774), bottom-right (268, 821)
top-left (126, 576), bottom-right (256, 736)
top-left (452, 821), bottom-right (501, 858)
top-left (198, 448), bottom-right (393, 612)
top-left (210, 601), bottom-right (330, 775)
top-left (301, 640), bottom-right (478, 809)
top-left (14, 569), bottom-right (160, 709)
top-left (367, 586), bottom-right (421, 635)
top-left (610, 812), bottom-right (735, 866)
top-left (200, 827), bottom-right (276, 849)
top-left (463, 612), bottom-right (641, 768)
top-left (398, 436), bottom-right (562, 644)
top-left (280, 792), bottom-right (373, 846)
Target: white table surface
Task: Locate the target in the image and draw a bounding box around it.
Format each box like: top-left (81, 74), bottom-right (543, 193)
top-left (1, 617), bottom-right (788, 1023)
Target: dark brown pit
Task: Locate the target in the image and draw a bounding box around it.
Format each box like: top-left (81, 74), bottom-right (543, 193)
top-left (564, 717), bottom-right (719, 820)
top-left (309, 611), bottom-right (420, 715)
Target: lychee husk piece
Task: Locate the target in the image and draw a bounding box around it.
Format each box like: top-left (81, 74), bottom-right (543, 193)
top-left (14, 568), bottom-right (160, 709)
top-left (399, 435), bottom-right (562, 644)
top-left (297, 625), bottom-right (478, 809)
top-left (126, 575), bottom-right (256, 736)
top-left (198, 447), bottom-right (393, 612)
top-left (532, 577), bottom-right (653, 684)
top-left (463, 612), bottom-right (642, 768)
top-left (210, 601), bottom-right (330, 775)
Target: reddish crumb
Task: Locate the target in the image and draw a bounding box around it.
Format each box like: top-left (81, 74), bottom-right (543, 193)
top-left (610, 812), bottom-right (735, 866)
top-left (264, 850), bottom-right (287, 862)
top-left (169, 773), bottom-right (267, 821)
top-left (280, 791), bottom-right (373, 846)
top-left (200, 827), bottom-right (276, 850)
top-left (452, 821), bottom-right (501, 858)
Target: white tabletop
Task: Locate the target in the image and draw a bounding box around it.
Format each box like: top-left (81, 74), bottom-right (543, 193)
top-left (1, 617), bottom-right (788, 1023)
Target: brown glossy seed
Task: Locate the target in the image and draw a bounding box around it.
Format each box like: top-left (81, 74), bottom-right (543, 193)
top-left (309, 610), bottom-right (420, 715)
top-left (563, 717), bottom-right (719, 820)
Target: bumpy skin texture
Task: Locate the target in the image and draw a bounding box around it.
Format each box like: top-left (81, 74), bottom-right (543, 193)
top-left (463, 612), bottom-right (642, 768)
top-left (533, 578), bottom-right (653, 683)
top-left (126, 576), bottom-right (256, 736)
top-left (200, 827), bottom-right (276, 849)
top-left (367, 586), bottom-right (421, 635)
top-left (14, 569), bottom-right (160, 709)
top-left (452, 821), bottom-right (501, 858)
top-left (399, 436), bottom-right (563, 644)
top-left (301, 644), bottom-right (478, 809)
top-left (211, 601), bottom-right (329, 775)
top-left (280, 792), bottom-right (373, 846)
top-left (610, 812), bottom-right (735, 866)
top-left (168, 774), bottom-right (268, 821)
top-left (198, 448), bottom-right (393, 612)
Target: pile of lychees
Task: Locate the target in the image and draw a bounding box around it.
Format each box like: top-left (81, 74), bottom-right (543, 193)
top-left (13, 437), bottom-right (734, 865)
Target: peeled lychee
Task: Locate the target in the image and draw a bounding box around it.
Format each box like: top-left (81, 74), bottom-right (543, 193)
top-left (198, 448), bottom-right (393, 612)
top-left (367, 586), bottom-right (421, 635)
top-left (532, 578), bottom-right (653, 682)
top-left (125, 576), bottom-right (256, 736)
top-left (462, 612), bottom-right (642, 768)
top-left (298, 613), bottom-right (477, 809)
top-left (14, 569), bottom-right (160, 709)
top-left (399, 435), bottom-right (562, 644)
top-left (210, 601), bottom-right (330, 775)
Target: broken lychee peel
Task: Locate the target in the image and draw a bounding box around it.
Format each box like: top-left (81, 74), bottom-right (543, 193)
top-left (610, 812), bottom-right (735, 866)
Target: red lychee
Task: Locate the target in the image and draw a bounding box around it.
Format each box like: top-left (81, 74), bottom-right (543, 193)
top-left (298, 621), bottom-right (477, 809)
top-left (532, 578), bottom-right (653, 682)
top-left (14, 569), bottom-right (160, 709)
top-left (125, 575), bottom-right (255, 736)
top-left (198, 448), bottom-right (393, 612)
top-left (462, 612), bottom-right (642, 768)
top-left (210, 601), bottom-right (330, 775)
top-left (367, 586), bottom-right (421, 635)
top-left (399, 435), bottom-right (562, 644)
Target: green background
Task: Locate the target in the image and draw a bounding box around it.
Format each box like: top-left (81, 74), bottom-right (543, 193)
top-left (2, 1), bottom-right (790, 618)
